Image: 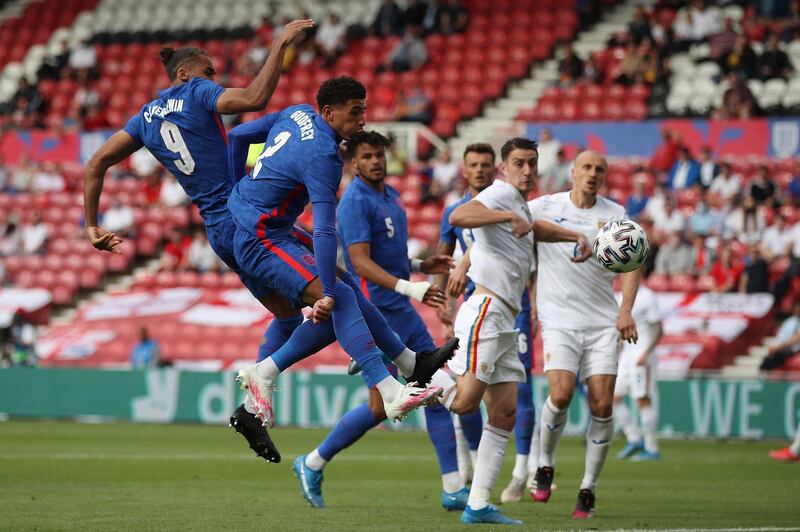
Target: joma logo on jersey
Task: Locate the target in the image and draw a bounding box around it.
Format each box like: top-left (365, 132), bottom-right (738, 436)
top-left (143, 99), bottom-right (184, 123)
top-left (290, 110), bottom-right (315, 141)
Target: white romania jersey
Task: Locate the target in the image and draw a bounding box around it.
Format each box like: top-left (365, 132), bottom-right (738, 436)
top-left (528, 191), bottom-right (626, 329)
top-left (468, 180), bottom-right (534, 313)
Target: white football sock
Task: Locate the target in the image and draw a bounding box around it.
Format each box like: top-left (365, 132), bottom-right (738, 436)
top-left (527, 419), bottom-right (540, 479)
top-left (392, 347), bottom-right (416, 378)
top-left (454, 417), bottom-right (473, 485)
top-left (539, 396), bottom-right (568, 468)
top-left (430, 369), bottom-right (457, 410)
top-left (467, 424), bottom-right (511, 511)
top-left (470, 449), bottom-right (478, 469)
top-left (614, 400), bottom-right (641, 444)
top-left (243, 395), bottom-right (258, 415)
top-left (255, 357), bottom-right (280, 381)
top-left (581, 415), bottom-right (614, 492)
top-left (304, 448), bottom-right (327, 471)
top-left (375, 376), bottom-right (403, 403)
top-left (640, 405), bottom-right (658, 453)
top-left (442, 471), bottom-right (464, 493)
top-left (790, 427), bottom-right (800, 456)
top-left (512, 454), bottom-right (528, 483)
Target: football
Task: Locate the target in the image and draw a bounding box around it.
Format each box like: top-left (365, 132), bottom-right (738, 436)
top-left (593, 219), bottom-right (649, 273)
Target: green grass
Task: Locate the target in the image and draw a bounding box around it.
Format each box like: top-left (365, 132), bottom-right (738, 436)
top-left (1, 421), bottom-right (799, 531)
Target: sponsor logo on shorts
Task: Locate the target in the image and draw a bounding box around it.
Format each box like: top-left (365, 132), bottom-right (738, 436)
top-left (480, 362), bottom-right (489, 373)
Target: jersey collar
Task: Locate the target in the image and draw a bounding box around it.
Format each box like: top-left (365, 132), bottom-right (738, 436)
top-left (313, 113), bottom-right (341, 144)
top-left (354, 175), bottom-right (390, 197)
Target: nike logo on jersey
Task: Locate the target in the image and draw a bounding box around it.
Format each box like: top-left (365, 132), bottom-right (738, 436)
top-left (546, 423), bottom-right (562, 431)
top-left (591, 439), bottom-right (610, 445)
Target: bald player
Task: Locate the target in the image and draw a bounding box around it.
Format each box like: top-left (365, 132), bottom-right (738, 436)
top-left (527, 150), bottom-right (641, 519)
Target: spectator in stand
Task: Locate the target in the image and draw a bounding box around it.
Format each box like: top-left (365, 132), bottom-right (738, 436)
top-left (372, 0), bottom-right (404, 37)
top-left (708, 17), bottom-right (739, 62)
top-left (159, 173), bottom-right (190, 208)
top-left (719, 35), bottom-right (758, 79)
top-left (714, 72), bottom-right (758, 119)
top-left (392, 86), bottom-right (433, 123)
top-left (616, 40), bottom-right (645, 85)
top-left (81, 103), bottom-right (110, 131)
top-left (431, 149), bottom-right (459, 193)
top-left (12, 78), bottom-right (44, 118)
top-left (9, 156), bottom-right (35, 193)
top-left (686, 0), bottom-right (721, 40)
top-left (626, 174), bottom-right (651, 220)
top-left (378, 25), bottom-right (428, 72)
top-left (141, 173), bottom-right (162, 206)
top-left (37, 39), bottom-right (69, 80)
top-left (747, 164), bottom-right (778, 206)
top-left (72, 72), bottom-right (100, 120)
top-left (760, 300), bottom-right (800, 371)
top-left (20, 212), bottom-right (48, 256)
top-left (689, 189), bottom-right (724, 237)
top-left (438, 0), bottom-right (468, 35)
top-left (654, 231), bottom-right (694, 275)
top-left (709, 245), bottom-right (743, 293)
top-left (187, 228), bottom-right (220, 273)
top-left (130, 147), bottom-right (160, 180)
top-left (0, 216), bottom-right (21, 256)
top-left (316, 14), bottom-right (347, 68)
top-left (650, 128), bottom-right (681, 174)
top-left (582, 54), bottom-right (605, 84)
top-left (628, 4), bottom-right (652, 44)
top-left (102, 200), bottom-right (134, 236)
top-left (404, 0), bottom-right (428, 29)
top-left (773, 221), bottom-right (800, 302)
top-left (542, 148), bottom-right (572, 194)
top-left (161, 227), bottom-right (192, 271)
top-left (788, 170), bottom-right (800, 204)
top-left (760, 33), bottom-right (794, 80)
top-left (385, 135), bottom-right (408, 176)
top-left (697, 146), bottom-right (719, 189)
top-left (0, 154), bottom-right (8, 192)
top-left (30, 162), bottom-right (65, 193)
top-left (67, 39), bottom-right (97, 77)
top-left (762, 214), bottom-right (794, 260)
top-left (739, 244), bottom-right (770, 293)
top-left (673, 9), bottom-right (698, 50)
top-left (667, 147), bottom-right (700, 190)
top-left (709, 162), bottom-right (742, 201)
top-left (558, 44), bottom-right (584, 86)
top-left (238, 34), bottom-right (269, 77)
top-left (652, 194), bottom-right (686, 236)
top-left (690, 232), bottom-right (714, 275)
top-left (130, 326), bottom-right (160, 369)
top-left (725, 195), bottom-right (766, 244)
top-left (537, 128), bottom-right (561, 183)
top-left (421, 0), bottom-right (442, 34)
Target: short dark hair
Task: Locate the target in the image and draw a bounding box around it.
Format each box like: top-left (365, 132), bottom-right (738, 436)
top-left (160, 47), bottom-right (207, 81)
top-left (316, 76), bottom-right (366, 111)
top-left (463, 143), bottom-right (496, 162)
top-left (345, 131), bottom-right (390, 158)
top-left (500, 137), bottom-right (538, 161)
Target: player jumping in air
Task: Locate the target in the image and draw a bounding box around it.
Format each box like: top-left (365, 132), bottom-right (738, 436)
top-left (228, 77), bottom-right (454, 428)
top-left (82, 19), bottom-right (314, 463)
top-left (429, 138), bottom-right (591, 525)
top-left (528, 150), bottom-right (641, 518)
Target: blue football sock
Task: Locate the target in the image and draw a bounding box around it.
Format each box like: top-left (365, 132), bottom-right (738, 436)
top-left (459, 410), bottom-right (484, 451)
top-left (331, 281), bottom-right (391, 388)
top-left (515, 374), bottom-right (535, 455)
top-left (339, 271), bottom-right (406, 359)
top-left (270, 319), bottom-right (335, 371)
top-left (424, 403), bottom-right (459, 474)
top-left (257, 314), bottom-right (303, 362)
top-left (317, 404), bottom-right (382, 461)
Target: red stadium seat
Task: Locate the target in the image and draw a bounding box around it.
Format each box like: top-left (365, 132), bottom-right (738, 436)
top-left (669, 274), bottom-right (696, 292)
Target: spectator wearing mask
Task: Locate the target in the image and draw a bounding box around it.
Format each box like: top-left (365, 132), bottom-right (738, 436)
top-left (667, 147), bottom-right (700, 190)
top-left (130, 327), bottom-right (160, 369)
top-left (709, 162), bottom-right (742, 201)
top-left (739, 244), bottom-right (770, 293)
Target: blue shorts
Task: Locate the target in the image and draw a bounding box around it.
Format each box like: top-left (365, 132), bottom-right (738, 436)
top-left (379, 302), bottom-right (435, 353)
top-left (516, 308), bottom-right (532, 371)
top-left (232, 226), bottom-right (317, 308)
top-left (206, 218), bottom-right (269, 299)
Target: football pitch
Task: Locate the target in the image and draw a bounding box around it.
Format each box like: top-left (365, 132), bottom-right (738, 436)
top-left (1, 421), bottom-right (799, 531)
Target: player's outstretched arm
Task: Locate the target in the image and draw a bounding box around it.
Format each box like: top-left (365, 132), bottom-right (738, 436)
top-left (226, 113), bottom-right (280, 182)
top-left (449, 199), bottom-right (531, 237)
top-left (83, 130), bottom-right (141, 253)
top-left (216, 19), bottom-right (314, 114)
top-left (533, 219), bottom-right (592, 262)
top-left (618, 269), bottom-right (642, 344)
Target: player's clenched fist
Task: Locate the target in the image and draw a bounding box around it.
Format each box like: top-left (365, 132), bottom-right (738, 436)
top-left (510, 213), bottom-right (532, 238)
top-left (312, 295), bottom-right (335, 323)
top-left (85, 226), bottom-right (123, 254)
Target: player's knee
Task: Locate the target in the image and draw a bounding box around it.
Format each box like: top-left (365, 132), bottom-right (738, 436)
top-left (549, 389), bottom-right (573, 410)
top-left (590, 396), bottom-right (613, 418)
top-left (450, 395), bottom-right (481, 416)
top-left (488, 406), bottom-right (516, 432)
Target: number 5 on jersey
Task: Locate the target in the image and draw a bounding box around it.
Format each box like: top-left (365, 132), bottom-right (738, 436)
top-left (160, 121), bottom-right (195, 174)
top-left (252, 131), bottom-right (291, 177)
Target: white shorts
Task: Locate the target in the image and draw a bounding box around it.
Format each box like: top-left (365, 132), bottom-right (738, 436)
top-left (450, 294), bottom-right (526, 385)
top-left (615, 348), bottom-right (657, 399)
top-left (541, 326), bottom-right (620, 381)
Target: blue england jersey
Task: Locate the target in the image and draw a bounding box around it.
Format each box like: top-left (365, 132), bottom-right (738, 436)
top-left (440, 193), bottom-right (531, 311)
top-left (338, 177), bottom-right (409, 311)
top-left (123, 77), bottom-right (230, 225)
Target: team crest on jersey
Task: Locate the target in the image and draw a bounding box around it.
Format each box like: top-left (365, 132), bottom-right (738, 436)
top-left (597, 220), bottom-right (607, 229)
top-left (300, 254), bottom-right (316, 266)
